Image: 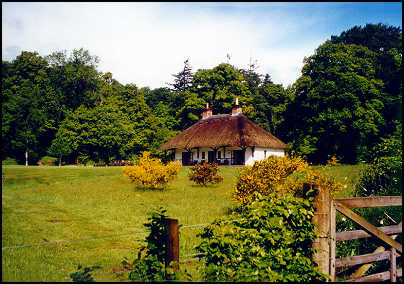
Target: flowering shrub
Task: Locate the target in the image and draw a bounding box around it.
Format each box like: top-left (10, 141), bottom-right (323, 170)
top-left (123, 152), bottom-right (181, 189)
top-left (188, 162), bottom-right (223, 186)
top-left (233, 154), bottom-right (345, 205)
top-left (233, 154), bottom-right (308, 204)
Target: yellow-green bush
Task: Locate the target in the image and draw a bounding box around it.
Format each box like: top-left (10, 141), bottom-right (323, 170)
top-left (233, 154), bottom-right (344, 205)
top-left (233, 154), bottom-right (308, 204)
top-left (123, 152), bottom-right (181, 189)
top-left (188, 162), bottom-right (223, 186)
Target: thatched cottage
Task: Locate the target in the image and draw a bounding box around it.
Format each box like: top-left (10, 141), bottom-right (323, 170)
top-left (160, 99), bottom-right (288, 166)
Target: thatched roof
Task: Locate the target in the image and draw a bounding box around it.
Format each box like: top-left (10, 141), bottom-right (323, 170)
top-left (160, 113), bottom-right (289, 150)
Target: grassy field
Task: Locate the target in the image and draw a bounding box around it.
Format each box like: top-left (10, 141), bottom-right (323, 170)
top-left (2, 164), bottom-right (366, 282)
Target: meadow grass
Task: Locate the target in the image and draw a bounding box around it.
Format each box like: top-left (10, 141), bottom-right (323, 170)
top-left (2, 163), bottom-right (365, 282)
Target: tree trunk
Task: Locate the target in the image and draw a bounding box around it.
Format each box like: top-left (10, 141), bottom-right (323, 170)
top-left (25, 150), bottom-right (28, 166)
top-left (59, 156), bottom-right (62, 167)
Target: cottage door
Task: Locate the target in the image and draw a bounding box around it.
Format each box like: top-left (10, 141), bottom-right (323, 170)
top-left (208, 151), bottom-right (214, 163)
top-left (182, 152), bottom-right (191, 166)
top-left (233, 150), bottom-right (245, 165)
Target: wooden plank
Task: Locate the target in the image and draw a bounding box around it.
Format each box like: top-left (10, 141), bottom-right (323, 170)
top-left (330, 201), bottom-right (336, 281)
top-left (350, 233), bottom-right (400, 279)
top-left (335, 251), bottom-right (390, 268)
top-left (336, 223), bottom-right (402, 241)
top-left (164, 218), bottom-right (179, 272)
top-left (390, 248), bottom-right (396, 282)
top-left (309, 184), bottom-right (331, 278)
top-left (346, 269), bottom-right (401, 282)
top-left (334, 196), bottom-right (402, 208)
top-left (334, 202), bottom-right (402, 253)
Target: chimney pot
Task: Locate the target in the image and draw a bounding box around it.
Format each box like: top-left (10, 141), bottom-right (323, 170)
top-left (202, 103), bottom-right (212, 119)
top-left (232, 98), bottom-right (242, 115)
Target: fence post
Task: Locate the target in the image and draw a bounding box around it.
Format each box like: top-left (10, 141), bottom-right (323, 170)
top-left (306, 183), bottom-right (331, 280)
top-left (390, 247), bottom-right (396, 282)
top-left (164, 218), bottom-right (179, 272)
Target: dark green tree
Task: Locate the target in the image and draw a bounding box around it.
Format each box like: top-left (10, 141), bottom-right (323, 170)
top-left (168, 59), bottom-right (193, 92)
top-left (190, 63), bottom-right (253, 116)
top-left (45, 48), bottom-right (102, 111)
top-left (253, 78), bottom-right (291, 136)
top-left (281, 41), bottom-right (385, 164)
top-left (2, 52), bottom-right (50, 164)
top-left (331, 23), bottom-right (402, 137)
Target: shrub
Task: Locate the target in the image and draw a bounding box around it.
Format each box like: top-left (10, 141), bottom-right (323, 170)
top-left (125, 207), bottom-right (177, 281)
top-left (188, 162), bottom-right (223, 186)
top-left (346, 126), bottom-right (402, 278)
top-left (38, 156), bottom-right (58, 166)
top-left (123, 151), bottom-right (181, 189)
top-left (196, 192), bottom-right (329, 282)
top-left (355, 126), bottom-right (402, 197)
top-left (2, 157), bottom-right (18, 165)
top-left (233, 154), bottom-right (308, 204)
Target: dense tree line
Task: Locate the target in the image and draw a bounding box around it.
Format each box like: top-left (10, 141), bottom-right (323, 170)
top-left (2, 23), bottom-right (401, 165)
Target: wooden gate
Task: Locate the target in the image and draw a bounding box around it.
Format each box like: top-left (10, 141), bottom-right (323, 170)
top-left (310, 184), bottom-right (402, 282)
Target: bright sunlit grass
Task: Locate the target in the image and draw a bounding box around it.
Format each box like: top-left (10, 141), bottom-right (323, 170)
top-left (2, 164), bottom-right (363, 281)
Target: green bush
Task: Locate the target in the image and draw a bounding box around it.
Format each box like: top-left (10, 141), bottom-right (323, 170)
top-left (188, 162), bottom-right (223, 186)
top-left (85, 160), bottom-right (95, 167)
top-left (196, 192), bottom-right (329, 282)
top-left (2, 157), bottom-right (18, 165)
top-left (355, 125), bottom-right (402, 197)
top-left (124, 207), bottom-right (191, 282)
top-left (337, 124), bottom-right (403, 279)
top-left (38, 156), bottom-right (58, 166)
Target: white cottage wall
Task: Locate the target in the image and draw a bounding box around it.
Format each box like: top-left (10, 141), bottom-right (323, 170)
top-left (245, 147), bottom-right (285, 166)
top-left (175, 146), bottom-right (285, 165)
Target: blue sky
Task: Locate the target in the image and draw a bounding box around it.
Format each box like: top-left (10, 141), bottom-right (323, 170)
top-left (2, 2), bottom-right (402, 89)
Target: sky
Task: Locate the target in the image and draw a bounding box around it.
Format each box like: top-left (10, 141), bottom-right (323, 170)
top-left (2, 2), bottom-right (402, 89)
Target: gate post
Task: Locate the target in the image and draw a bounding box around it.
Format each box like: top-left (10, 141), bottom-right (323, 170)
top-left (164, 218), bottom-right (179, 272)
top-left (306, 183), bottom-right (332, 280)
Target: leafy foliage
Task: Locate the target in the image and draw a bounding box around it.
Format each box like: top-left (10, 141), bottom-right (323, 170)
top-left (188, 162), bottom-right (224, 186)
top-left (2, 157), bottom-right (18, 165)
top-left (281, 41), bottom-right (387, 164)
top-left (196, 192), bottom-right (329, 281)
top-left (233, 154), bottom-right (308, 204)
top-left (125, 207), bottom-right (179, 282)
top-left (334, 124), bottom-right (402, 278)
top-left (123, 152), bottom-right (181, 189)
top-left (355, 123), bottom-right (402, 197)
top-left (2, 22), bottom-right (401, 166)
top-left (70, 265), bottom-right (102, 282)
top-left (190, 63), bottom-right (253, 117)
top-left (38, 156), bottom-right (58, 166)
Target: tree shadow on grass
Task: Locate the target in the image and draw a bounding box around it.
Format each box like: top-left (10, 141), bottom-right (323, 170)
top-left (133, 185), bottom-right (171, 192)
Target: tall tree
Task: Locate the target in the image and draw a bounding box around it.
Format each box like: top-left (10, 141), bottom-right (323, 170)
top-left (45, 48), bottom-right (102, 111)
top-left (331, 23), bottom-right (402, 136)
top-left (2, 52), bottom-right (50, 164)
top-left (253, 77), bottom-right (291, 135)
top-left (168, 59), bottom-right (194, 92)
top-left (282, 41), bottom-right (385, 164)
top-left (190, 63), bottom-right (253, 116)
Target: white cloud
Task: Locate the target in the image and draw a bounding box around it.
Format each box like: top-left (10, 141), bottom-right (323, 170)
top-left (3, 2), bottom-right (400, 89)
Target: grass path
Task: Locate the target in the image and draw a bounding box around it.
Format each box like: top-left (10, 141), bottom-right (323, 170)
top-left (2, 164), bottom-right (365, 281)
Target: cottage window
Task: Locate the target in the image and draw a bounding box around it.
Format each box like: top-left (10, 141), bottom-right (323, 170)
top-left (218, 151), bottom-right (221, 159)
top-left (202, 152), bottom-right (205, 159)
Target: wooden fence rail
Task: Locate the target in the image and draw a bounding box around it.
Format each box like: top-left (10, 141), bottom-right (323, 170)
top-left (309, 183), bottom-right (402, 282)
top-left (162, 185), bottom-right (401, 282)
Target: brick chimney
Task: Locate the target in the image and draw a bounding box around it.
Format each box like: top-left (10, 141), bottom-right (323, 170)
top-left (202, 103), bottom-right (212, 119)
top-left (232, 97), bottom-right (242, 115)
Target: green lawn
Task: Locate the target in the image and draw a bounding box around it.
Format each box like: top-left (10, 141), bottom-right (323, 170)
top-left (2, 164), bottom-right (365, 282)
